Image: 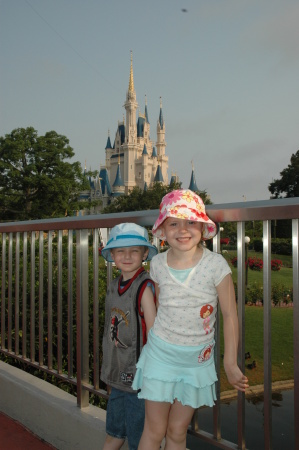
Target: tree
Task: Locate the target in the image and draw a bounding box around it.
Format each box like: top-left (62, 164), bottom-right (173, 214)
top-left (102, 182), bottom-right (212, 214)
top-left (269, 150), bottom-right (299, 198)
top-left (0, 127), bottom-right (91, 221)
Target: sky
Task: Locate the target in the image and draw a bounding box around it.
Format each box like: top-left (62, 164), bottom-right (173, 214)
top-left (1, 0), bottom-right (298, 205)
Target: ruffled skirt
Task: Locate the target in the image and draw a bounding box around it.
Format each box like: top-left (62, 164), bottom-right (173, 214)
top-left (132, 329), bottom-right (217, 409)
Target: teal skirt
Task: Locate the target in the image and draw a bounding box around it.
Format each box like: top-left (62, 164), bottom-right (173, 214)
top-left (132, 329), bottom-right (217, 409)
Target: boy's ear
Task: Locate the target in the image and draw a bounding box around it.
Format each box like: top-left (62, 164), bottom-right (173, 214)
top-left (143, 248), bottom-right (149, 260)
top-left (110, 249), bottom-right (115, 261)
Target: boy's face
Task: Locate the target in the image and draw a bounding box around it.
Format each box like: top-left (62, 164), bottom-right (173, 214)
top-left (110, 246), bottom-right (149, 280)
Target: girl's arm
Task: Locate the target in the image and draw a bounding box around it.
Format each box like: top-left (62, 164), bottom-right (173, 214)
top-left (140, 285), bottom-right (157, 336)
top-left (217, 274), bottom-right (249, 392)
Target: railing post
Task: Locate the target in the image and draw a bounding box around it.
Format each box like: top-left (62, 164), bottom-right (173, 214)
top-left (213, 230), bottom-right (222, 440)
top-left (76, 229), bottom-right (89, 408)
top-left (93, 229), bottom-right (99, 389)
top-left (22, 232), bottom-right (27, 358)
top-left (106, 228), bottom-right (113, 288)
top-left (293, 219), bottom-right (299, 450)
top-left (237, 222), bottom-right (246, 450)
top-left (47, 231), bottom-right (53, 370)
top-left (263, 220), bottom-right (272, 449)
top-left (30, 231), bottom-right (36, 362)
top-left (39, 231), bottom-right (44, 365)
top-left (1, 233), bottom-right (6, 350)
top-left (68, 230), bottom-right (74, 378)
top-left (15, 232), bottom-right (20, 355)
top-left (8, 233), bottom-right (13, 352)
top-left (57, 230), bottom-right (63, 373)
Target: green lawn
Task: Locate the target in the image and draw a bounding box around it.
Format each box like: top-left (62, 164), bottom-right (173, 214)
top-left (222, 250), bottom-right (293, 289)
top-left (219, 306), bottom-right (294, 391)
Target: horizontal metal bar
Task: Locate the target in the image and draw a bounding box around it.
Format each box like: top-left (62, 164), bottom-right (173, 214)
top-left (0, 197), bottom-right (298, 233)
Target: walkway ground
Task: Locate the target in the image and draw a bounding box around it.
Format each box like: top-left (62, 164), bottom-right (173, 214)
top-left (0, 412), bottom-right (57, 450)
top-left (0, 380), bottom-right (293, 450)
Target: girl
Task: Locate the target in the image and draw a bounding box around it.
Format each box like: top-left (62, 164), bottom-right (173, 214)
top-left (132, 189), bottom-right (249, 450)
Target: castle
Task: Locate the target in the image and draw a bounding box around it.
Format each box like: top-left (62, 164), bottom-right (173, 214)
top-left (80, 53), bottom-right (199, 212)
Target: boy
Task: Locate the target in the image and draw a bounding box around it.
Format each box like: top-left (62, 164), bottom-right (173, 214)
top-left (100, 223), bottom-right (158, 450)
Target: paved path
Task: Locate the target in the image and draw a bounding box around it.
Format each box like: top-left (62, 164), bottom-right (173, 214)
top-left (0, 413), bottom-right (56, 450)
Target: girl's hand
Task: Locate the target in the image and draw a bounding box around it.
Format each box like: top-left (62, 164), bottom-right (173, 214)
top-left (225, 364), bottom-right (249, 392)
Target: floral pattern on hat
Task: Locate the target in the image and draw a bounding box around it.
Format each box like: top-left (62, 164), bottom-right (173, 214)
top-left (152, 189), bottom-right (217, 241)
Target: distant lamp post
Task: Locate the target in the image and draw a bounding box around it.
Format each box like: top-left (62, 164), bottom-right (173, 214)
top-left (245, 236), bottom-right (250, 287)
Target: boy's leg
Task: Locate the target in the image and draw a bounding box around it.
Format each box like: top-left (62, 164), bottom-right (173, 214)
top-left (138, 400), bottom-right (171, 450)
top-left (104, 388), bottom-right (127, 449)
top-left (103, 434), bottom-right (125, 450)
top-left (125, 393), bottom-right (145, 450)
top-left (165, 399), bottom-right (195, 450)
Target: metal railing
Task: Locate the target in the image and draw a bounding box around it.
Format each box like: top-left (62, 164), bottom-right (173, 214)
top-left (0, 198), bottom-right (298, 449)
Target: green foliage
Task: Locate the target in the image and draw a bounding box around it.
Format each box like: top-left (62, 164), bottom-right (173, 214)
top-left (253, 238), bottom-right (292, 255)
top-left (252, 239), bottom-right (263, 252)
top-left (0, 127), bottom-right (92, 221)
top-left (272, 238), bottom-right (292, 255)
top-left (102, 182), bottom-right (212, 213)
top-left (244, 282), bottom-right (263, 304)
top-left (269, 149), bottom-right (299, 198)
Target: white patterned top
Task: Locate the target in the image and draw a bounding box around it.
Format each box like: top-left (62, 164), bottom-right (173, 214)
top-left (150, 247), bottom-right (231, 346)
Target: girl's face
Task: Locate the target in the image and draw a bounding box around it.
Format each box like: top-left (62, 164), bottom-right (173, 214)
top-left (161, 218), bottom-right (203, 251)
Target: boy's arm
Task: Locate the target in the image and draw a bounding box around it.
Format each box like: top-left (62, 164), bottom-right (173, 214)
top-left (140, 285), bottom-right (157, 336)
top-left (217, 274), bottom-right (249, 392)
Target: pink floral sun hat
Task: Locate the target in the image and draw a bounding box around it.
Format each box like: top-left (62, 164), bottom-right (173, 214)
top-left (152, 189), bottom-right (218, 241)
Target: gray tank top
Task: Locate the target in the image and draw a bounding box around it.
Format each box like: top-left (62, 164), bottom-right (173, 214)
top-left (101, 268), bottom-right (155, 392)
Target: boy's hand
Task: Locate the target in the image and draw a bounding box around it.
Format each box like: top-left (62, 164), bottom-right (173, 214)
top-left (106, 385), bottom-right (112, 395)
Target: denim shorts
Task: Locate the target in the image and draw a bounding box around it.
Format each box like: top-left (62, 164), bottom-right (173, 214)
top-left (106, 387), bottom-right (145, 450)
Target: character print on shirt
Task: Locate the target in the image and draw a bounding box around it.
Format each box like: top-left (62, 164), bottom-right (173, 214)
top-left (110, 308), bottom-right (130, 348)
top-left (200, 304), bottom-right (214, 335)
top-left (198, 343), bottom-right (214, 363)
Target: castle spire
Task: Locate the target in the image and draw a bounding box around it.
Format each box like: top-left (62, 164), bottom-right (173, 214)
top-left (188, 161), bottom-right (199, 192)
top-left (128, 50), bottom-right (134, 92)
top-left (144, 94), bottom-right (150, 123)
top-left (159, 97), bottom-right (164, 129)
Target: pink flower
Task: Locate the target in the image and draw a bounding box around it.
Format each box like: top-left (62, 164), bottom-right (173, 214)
top-left (162, 190), bottom-right (183, 207)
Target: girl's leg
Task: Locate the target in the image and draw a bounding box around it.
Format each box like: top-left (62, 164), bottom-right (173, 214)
top-left (138, 400), bottom-right (171, 450)
top-left (165, 400), bottom-right (195, 450)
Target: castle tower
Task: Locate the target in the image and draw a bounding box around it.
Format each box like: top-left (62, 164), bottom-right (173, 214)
top-left (102, 53), bottom-right (169, 198)
top-left (188, 161), bottom-right (199, 192)
top-left (156, 97), bottom-right (168, 183)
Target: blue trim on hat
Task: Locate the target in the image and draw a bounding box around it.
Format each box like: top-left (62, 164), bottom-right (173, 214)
top-left (106, 234), bottom-right (148, 246)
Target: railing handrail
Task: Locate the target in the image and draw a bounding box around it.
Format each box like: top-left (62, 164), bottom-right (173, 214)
top-left (0, 197), bottom-right (298, 232)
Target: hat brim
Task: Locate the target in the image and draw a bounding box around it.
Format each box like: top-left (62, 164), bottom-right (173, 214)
top-left (101, 240), bottom-right (158, 262)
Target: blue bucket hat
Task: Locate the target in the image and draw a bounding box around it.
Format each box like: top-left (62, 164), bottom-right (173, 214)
top-left (101, 223), bottom-right (158, 262)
